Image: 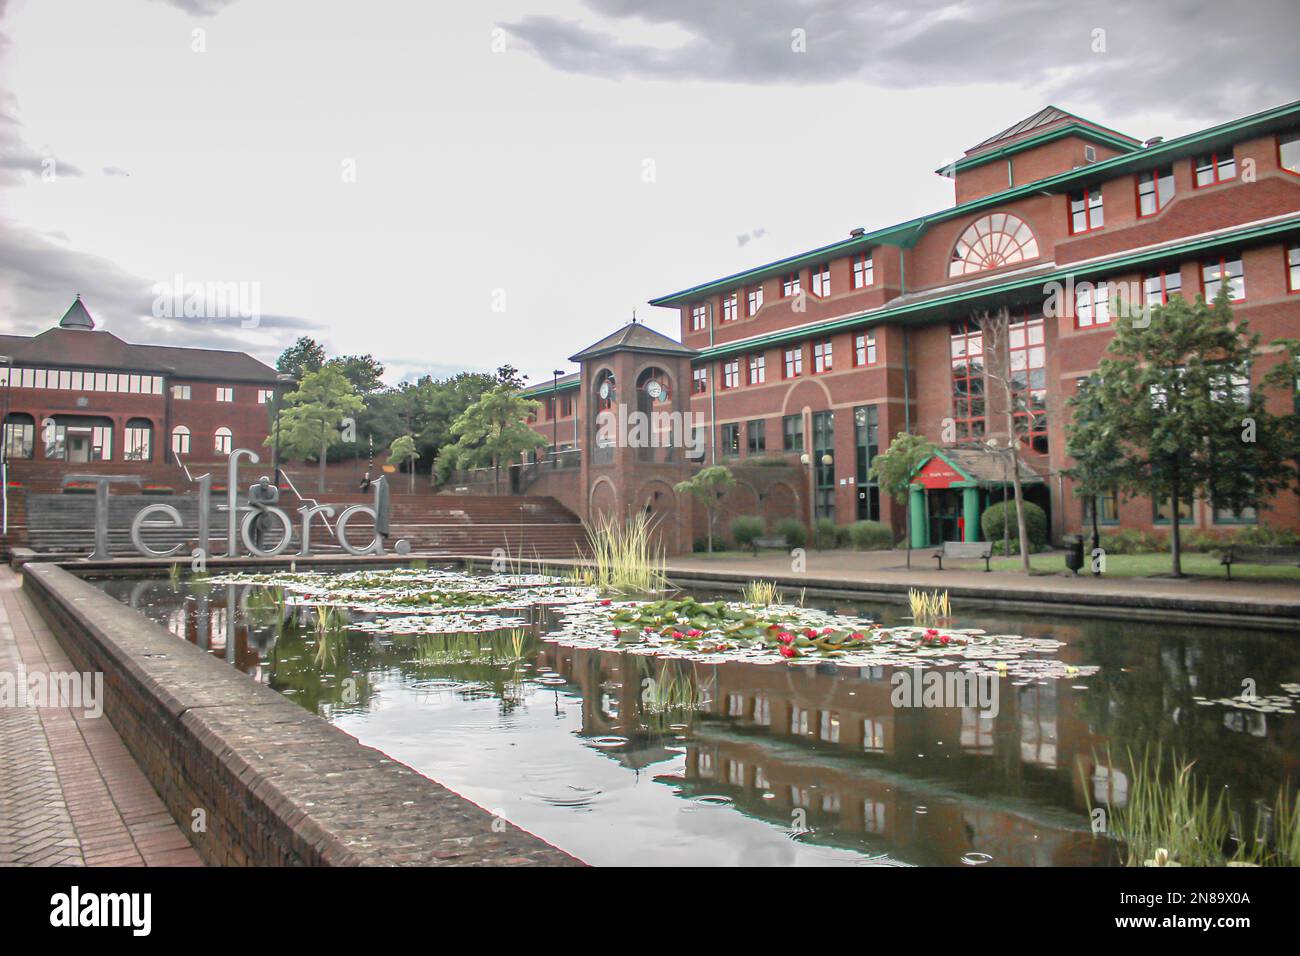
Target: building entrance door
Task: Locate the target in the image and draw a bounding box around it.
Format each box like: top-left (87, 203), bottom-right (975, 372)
top-left (67, 430), bottom-right (91, 463)
top-left (928, 489), bottom-right (963, 543)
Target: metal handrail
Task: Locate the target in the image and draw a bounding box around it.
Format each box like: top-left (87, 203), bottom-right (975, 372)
top-left (277, 468), bottom-right (335, 534)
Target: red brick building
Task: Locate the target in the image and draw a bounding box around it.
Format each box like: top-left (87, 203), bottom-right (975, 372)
top-left (0, 297), bottom-right (282, 482)
top-left (523, 100), bottom-right (1300, 550)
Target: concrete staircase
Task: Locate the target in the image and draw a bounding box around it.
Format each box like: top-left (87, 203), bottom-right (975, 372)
top-left (12, 489), bottom-right (589, 559)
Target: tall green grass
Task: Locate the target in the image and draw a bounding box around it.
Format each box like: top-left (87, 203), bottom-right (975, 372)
top-left (577, 511), bottom-right (668, 595)
top-left (1093, 746), bottom-right (1300, 866)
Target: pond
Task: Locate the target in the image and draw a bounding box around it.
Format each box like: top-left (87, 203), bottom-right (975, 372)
top-left (91, 566), bottom-right (1300, 867)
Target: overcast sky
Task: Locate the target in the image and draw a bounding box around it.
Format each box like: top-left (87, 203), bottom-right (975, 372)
top-left (1, 0), bottom-right (1296, 385)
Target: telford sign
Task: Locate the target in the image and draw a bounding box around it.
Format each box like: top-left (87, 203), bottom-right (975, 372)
top-left (68, 448), bottom-right (409, 564)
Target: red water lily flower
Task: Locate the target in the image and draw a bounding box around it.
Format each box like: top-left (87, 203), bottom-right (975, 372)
top-left (687, 629), bottom-right (703, 638)
top-left (600, 599), bottom-right (612, 606)
top-left (671, 631), bottom-right (684, 640)
top-left (925, 628), bottom-right (939, 637)
top-left (776, 631), bottom-right (795, 644)
top-left (612, 628), bottom-right (622, 637)
top-left (822, 627), bottom-right (834, 635)
top-left (939, 635), bottom-right (951, 645)
top-left (779, 645), bottom-right (798, 659)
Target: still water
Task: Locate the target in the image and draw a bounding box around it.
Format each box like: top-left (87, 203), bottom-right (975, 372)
top-left (93, 572), bottom-right (1300, 867)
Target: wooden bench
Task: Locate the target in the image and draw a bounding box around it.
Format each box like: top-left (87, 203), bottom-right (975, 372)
top-left (750, 536), bottom-right (787, 555)
top-left (1218, 545), bottom-right (1300, 580)
top-left (932, 540), bottom-right (993, 572)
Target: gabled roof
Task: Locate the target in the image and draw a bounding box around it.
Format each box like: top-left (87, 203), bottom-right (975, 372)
top-left (919, 447), bottom-right (1044, 485)
top-left (0, 327), bottom-right (281, 384)
top-left (942, 105), bottom-right (1141, 175)
top-left (58, 295), bottom-right (96, 330)
top-left (569, 321), bottom-right (697, 362)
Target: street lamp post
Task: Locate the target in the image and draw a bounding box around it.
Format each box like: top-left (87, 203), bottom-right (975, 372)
top-left (0, 356), bottom-right (11, 537)
top-left (551, 369), bottom-right (563, 467)
top-left (272, 372), bottom-right (296, 487)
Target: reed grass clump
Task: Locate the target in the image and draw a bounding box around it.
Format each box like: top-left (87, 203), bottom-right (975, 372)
top-left (742, 579), bottom-right (782, 606)
top-left (577, 511), bottom-right (668, 595)
top-left (908, 588), bottom-right (950, 622)
top-left (1092, 746), bottom-right (1300, 867)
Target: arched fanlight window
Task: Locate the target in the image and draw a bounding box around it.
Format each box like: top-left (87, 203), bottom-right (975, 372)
top-left (171, 425), bottom-right (190, 455)
top-left (214, 427), bottom-right (233, 455)
top-left (637, 367), bottom-right (670, 404)
top-left (124, 418), bottom-right (153, 462)
top-left (948, 213), bottom-right (1040, 277)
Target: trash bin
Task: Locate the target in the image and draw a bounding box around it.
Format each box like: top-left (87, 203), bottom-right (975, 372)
top-left (1063, 534), bottom-right (1085, 575)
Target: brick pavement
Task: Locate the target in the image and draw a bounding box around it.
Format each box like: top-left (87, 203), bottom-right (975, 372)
top-left (0, 567), bottom-right (201, 867)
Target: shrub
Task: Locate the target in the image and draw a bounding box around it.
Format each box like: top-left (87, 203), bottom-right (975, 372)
top-left (774, 518), bottom-right (807, 550)
top-left (730, 515), bottom-right (767, 550)
top-left (1098, 527), bottom-right (1166, 555)
top-left (849, 520), bottom-right (893, 550)
top-left (813, 518), bottom-right (839, 550)
top-left (980, 500), bottom-right (1047, 550)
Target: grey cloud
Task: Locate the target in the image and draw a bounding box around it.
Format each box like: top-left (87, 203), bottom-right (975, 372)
top-left (503, 0), bottom-right (1300, 121)
top-left (148, 0), bottom-right (242, 15)
top-left (102, 166), bottom-right (130, 177)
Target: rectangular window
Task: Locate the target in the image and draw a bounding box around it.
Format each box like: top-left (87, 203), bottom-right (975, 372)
top-left (721, 358), bottom-right (740, 390)
top-left (746, 285), bottom-right (764, 316)
top-left (950, 320), bottom-right (985, 441)
top-left (216, 386), bottom-right (234, 402)
top-left (1288, 246), bottom-right (1300, 293)
top-left (747, 354), bottom-right (766, 385)
top-left (692, 367), bottom-right (708, 393)
top-left (812, 339), bottom-right (832, 373)
top-left (257, 388), bottom-right (274, 404)
top-left (1214, 502), bottom-right (1258, 525)
top-left (2, 421), bottom-right (34, 460)
top-left (1082, 491), bottom-right (1119, 526)
top-left (854, 331), bottom-right (876, 366)
top-left (1210, 366), bottom-right (1250, 405)
top-left (720, 423), bottom-right (740, 457)
top-left (94, 372), bottom-right (107, 391)
top-left (1153, 496), bottom-right (1193, 525)
top-left (1068, 187), bottom-right (1104, 233)
top-left (560, 394), bottom-right (573, 417)
top-left (1202, 256), bottom-right (1245, 302)
top-left (782, 414), bottom-right (803, 452)
top-left (1144, 269), bottom-right (1183, 306)
top-left (781, 272), bottom-right (801, 298)
top-left (1195, 151), bottom-right (1236, 187)
top-left (783, 346), bottom-right (803, 379)
top-left (1281, 130), bottom-right (1300, 175)
top-left (746, 420), bottom-right (766, 453)
top-left (721, 292), bottom-right (738, 323)
top-left (60, 370), bottom-right (72, 390)
top-left (71, 371), bottom-right (84, 391)
top-left (690, 304), bottom-right (707, 331)
top-left (123, 426), bottom-right (151, 462)
top-left (811, 262), bottom-right (831, 297)
top-left (852, 252), bottom-right (874, 289)
top-left (1075, 283), bottom-right (1111, 328)
top-left (1009, 315), bottom-right (1048, 453)
top-left (853, 405), bottom-right (880, 521)
top-left (812, 411), bottom-right (835, 521)
top-left (1137, 168), bottom-right (1175, 217)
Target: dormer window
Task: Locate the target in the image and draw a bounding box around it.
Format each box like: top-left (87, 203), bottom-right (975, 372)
top-left (948, 213), bottom-right (1040, 277)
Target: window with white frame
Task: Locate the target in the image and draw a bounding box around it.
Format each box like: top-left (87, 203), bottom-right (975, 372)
top-left (214, 427), bottom-right (233, 455)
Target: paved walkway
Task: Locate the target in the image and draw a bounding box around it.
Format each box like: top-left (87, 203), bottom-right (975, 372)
top-left (664, 548), bottom-right (1300, 612)
top-left (0, 567), bottom-right (201, 867)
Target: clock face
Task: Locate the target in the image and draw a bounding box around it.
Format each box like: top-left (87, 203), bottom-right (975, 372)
top-left (645, 380), bottom-right (663, 400)
top-left (598, 381), bottom-right (610, 400)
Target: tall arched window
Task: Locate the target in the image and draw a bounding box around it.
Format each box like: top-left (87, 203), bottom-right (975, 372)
top-left (594, 370), bottom-right (616, 411)
top-left (948, 213), bottom-right (1040, 277)
top-left (124, 418), bottom-right (153, 462)
top-left (636, 367), bottom-right (673, 462)
top-left (214, 427), bottom-right (233, 455)
top-left (171, 425), bottom-right (191, 456)
top-left (2, 413), bottom-right (35, 460)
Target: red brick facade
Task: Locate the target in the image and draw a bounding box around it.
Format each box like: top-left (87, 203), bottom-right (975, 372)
top-left (523, 102), bottom-right (1300, 550)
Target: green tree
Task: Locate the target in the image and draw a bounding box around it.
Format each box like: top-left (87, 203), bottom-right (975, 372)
top-left (1065, 373), bottom-right (1123, 562)
top-left (327, 354), bottom-right (386, 395)
top-left (868, 431), bottom-right (935, 569)
top-left (388, 434), bottom-right (419, 493)
top-left (674, 465), bottom-right (736, 553)
top-left (274, 365), bottom-right (365, 493)
top-left (1262, 337), bottom-right (1300, 504)
top-left (1064, 289), bottom-right (1290, 576)
top-left (445, 384), bottom-right (548, 494)
top-left (276, 336), bottom-right (326, 379)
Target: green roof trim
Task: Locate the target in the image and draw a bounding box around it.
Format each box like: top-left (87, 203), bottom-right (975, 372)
top-left (519, 375), bottom-right (581, 397)
top-left (650, 98), bottom-right (1300, 308)
top-left (689, 213), bottom-right (1300, 362)
top-left (937, 123), bottom-right (1141, 176)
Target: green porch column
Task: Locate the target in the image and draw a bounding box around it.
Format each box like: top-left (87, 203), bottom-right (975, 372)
top-left (909, 486), bottom-right (927, 548)
top-left (962, 485), bottom-right (980, 543)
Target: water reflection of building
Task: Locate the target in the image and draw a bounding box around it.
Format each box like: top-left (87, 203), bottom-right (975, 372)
top-left (537, 642), bottom-right (1112, 865)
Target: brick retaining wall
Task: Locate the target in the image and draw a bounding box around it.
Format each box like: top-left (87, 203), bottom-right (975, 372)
top-left (20, 562), bottom-right (582, 867)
